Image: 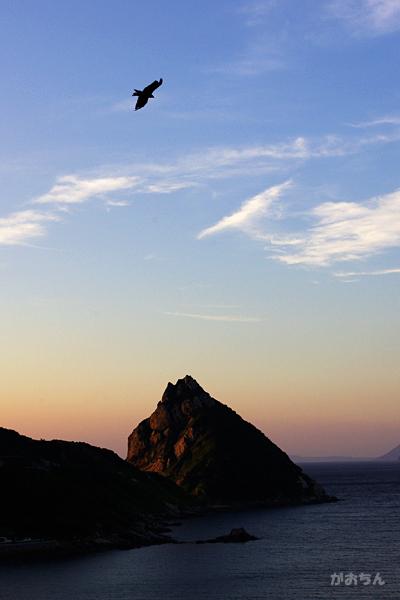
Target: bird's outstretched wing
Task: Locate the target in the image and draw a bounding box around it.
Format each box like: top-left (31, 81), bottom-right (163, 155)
top-left (135, 95), bottom-right (149, 111)
top-left (143, 78), bottom-right (163, 95)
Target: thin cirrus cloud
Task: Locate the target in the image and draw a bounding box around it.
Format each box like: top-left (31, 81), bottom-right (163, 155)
top-left (329, 0), bottom-right (400, 35)
top-left (145, 181), bottom-right (196, 194)
top-left (197, 181), bottom-right (400, 269)
top-left (237, 1), bottom-right (278, 26)
top-left (215, 2), bottom-right (285, 75)
top-left (2, 127), bottom-right (398, 249)
top-left (174, 131), bottom-right (400, 177)
top-left (33, 131), bottom-right (400, 204)
top-left (29, 129), bottom-right (400, 208)
top-left (211, 52), bottom-right (284, 77)
top-left (27, 137), bottom-right (306, 214)
top-left (197, 180), bottom-right (292, 240)
top-left (0, 210), bottom-right (60, 245)
top-left (1, 176), bottom-right (140, 245)
top-left (164, 311), bottom-right (262, 323)
top-left (105, 199), bottom-right (131, 207)
top-left (274, 189), bottom-right (400, 266)
top-left (350, 115), bottom-right (400, 128)
top-left (239, 1), bottom-right (400, 39)
top-left (0, 140), bottom-right (302, 245)
top-left (34, 175), bottom-right (140, 205)
top-left (334, 267), bottom-right (400, 277)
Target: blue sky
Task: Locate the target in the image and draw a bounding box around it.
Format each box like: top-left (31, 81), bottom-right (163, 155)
top-left (1, 0), bottom-right (400, 456)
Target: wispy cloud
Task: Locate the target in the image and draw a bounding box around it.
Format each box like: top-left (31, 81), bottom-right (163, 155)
top-left (212, 54), bottom-right (284, 76)
top-left (274, 189), bottom-right (400, 266)
top-left (149, 133), bottom-right (380, 186)
top-left (350, 114), bottom-right (400, 128)
top-left (237, 1), bottom-right (278, 26)
top-left (0, 210), bottom-right (60, 245)
top-left (177, 132), bottom-right (400, 178)
top-left (110, 99), bottom-right (134, 113)
top-left (30, 130), bottom-right (400, 209)
top-left (175, 137), bottom-right (310, 175)
top-left (339, 278), bottom-right (360, 283)
top-left (198, 180), bottom-right (292, 239)
top-left (197, 182), bottom-right (400, 269)
top-left (329, 0), bottom-right (400, 35)
top-left (34, 175), bottom-right (140, 205)
top-left (3, 127), bottom-right (399, 250)
top-left (105, 199), bottom-right (130, 207)
top-left (164, 311), bottom-right (262, 322)
top-left (334, 267), bottom-right (400, 277)
top-left (210, 2), bottom-right (285, 76)
top-left (192, 304), bottom-right (241, 309)
top-left (145, 181), bottom-right (196, 194)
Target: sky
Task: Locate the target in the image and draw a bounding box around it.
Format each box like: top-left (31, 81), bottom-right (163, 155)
top-left (1, 0), bottom-right (400, 458)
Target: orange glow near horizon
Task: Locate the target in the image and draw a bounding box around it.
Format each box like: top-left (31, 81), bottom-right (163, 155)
top-left (2, 281), bottom-right (399, 459)
top-left (2, 369), bottom-right (399, 459)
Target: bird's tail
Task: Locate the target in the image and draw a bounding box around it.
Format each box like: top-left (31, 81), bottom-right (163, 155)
top-left (132, 89), bottom-right (142, 96)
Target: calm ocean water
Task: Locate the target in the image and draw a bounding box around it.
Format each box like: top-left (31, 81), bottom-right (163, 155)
top-left (0, 462), bottom-right (399, 600)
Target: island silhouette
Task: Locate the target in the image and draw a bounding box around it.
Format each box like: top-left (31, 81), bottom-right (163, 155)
top-left (1, 375), bottom-right (336, 558)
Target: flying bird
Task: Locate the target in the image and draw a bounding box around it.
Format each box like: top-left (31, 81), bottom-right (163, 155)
top-left (132, 78), bottom-right (163, 111)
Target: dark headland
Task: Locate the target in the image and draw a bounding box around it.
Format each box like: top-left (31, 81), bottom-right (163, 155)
top-left (0, 427), bottom-right (189, 559)
top-left (0, 375), bottom-right (336, 558)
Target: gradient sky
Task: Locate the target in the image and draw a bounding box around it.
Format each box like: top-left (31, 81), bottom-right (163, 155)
top-left (1, 0), bottom-right (400, 457)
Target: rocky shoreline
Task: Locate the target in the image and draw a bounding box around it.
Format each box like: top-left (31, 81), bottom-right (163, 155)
top-left (0, 493), bottom-right (339, 560)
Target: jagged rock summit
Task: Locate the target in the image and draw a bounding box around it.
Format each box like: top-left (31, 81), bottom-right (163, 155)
top-left (127, 375), bottom-right (334, 507)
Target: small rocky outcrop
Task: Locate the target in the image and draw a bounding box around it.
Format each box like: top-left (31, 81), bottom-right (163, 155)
top-left (196, 528), bottom-right (258, 544)
top-left (127, 375), bottom-right (336, 507)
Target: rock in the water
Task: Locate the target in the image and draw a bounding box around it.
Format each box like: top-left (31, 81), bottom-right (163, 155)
top-left (196, 527), bottom-right (258, 544)
top-left (127, 375), bottom-right (336, 507)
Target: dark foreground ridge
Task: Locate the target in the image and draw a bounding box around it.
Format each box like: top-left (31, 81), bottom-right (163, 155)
top-left (127, 375), bottom-right (337, 507)
top-left (0, 427), bottom-right (189, 558)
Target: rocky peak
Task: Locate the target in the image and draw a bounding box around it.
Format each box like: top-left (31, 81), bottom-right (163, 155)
top-left (127, 377), bottom-right (336, 507)
top-left (161, 375), bottom-right (213, 405)
top-left (149, 375), bottom-right (216, 432)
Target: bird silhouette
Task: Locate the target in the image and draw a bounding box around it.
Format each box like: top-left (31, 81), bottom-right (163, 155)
top-left (132, 78), bottom-right (163, 111)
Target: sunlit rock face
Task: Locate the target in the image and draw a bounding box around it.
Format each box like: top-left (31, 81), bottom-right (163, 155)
top-left (127, 375), bottom-right (335, 506)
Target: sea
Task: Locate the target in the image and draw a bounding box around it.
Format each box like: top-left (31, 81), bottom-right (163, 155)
top-left (0, 462), bottom-right (399, 600)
